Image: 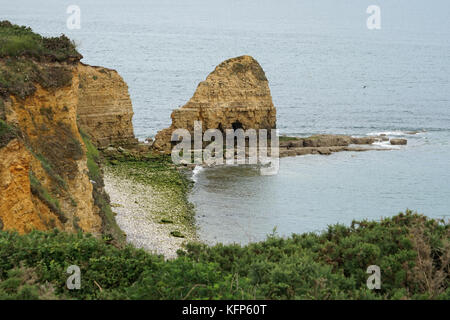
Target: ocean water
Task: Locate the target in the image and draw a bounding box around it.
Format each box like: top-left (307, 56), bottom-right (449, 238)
top-left (3, 0), bottom-right (450, 244)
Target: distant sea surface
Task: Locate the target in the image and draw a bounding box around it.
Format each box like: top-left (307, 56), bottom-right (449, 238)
top-left (4, 0), bottom-right (450, 244)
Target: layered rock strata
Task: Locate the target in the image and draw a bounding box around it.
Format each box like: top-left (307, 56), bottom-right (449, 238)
top-left (0, 56), bottom-right (134, 236)
top-left (153, 55), bottom-right (277, 153)
top-left (77, 63), bottom-right (137, 148)
top-left (1, 73), bottom-right (102, 234)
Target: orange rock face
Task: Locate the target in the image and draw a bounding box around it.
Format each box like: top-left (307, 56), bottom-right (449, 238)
top-left (153, 55), bottom-right (277, 153)
top-left (0, 59), bottom-right (134, 235)
top-left (0, 139), bottom-right (62, 233)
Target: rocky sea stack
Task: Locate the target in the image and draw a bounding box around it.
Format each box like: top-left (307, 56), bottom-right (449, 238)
top-left (152, 55), bottom-right (277, 153)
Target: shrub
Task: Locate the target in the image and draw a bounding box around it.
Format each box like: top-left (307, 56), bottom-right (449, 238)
top-left (29, 171), bottom-right (67, 224)
top-left (0, 21), bottom-right (81, 61)
top-left (0, 119), bottom-right (17, 148)
top-left (0, 211), bottom-right (447, 300)
top-left (80, 129), bottom-right (125, 245)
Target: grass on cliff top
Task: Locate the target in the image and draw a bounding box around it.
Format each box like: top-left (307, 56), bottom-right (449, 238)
top-left (0, 21), bottom-right (81, 61)
top-left (0, 21), bottom-right (77, 99)
top-left (0, 211), bottom-right (448, 300)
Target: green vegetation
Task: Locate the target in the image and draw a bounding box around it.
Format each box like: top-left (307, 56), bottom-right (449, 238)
top-left (109, 153), bottom-right (192, 191)
top-left (278, 135), bottom-right (300, 142)
top-left (170, 231), bottom-right (185, 238)
top-left (0, 21), bottom-right (80, 61)
top-left (104, 152), bottom-right (196, 237)
top-left (28, 149), bottom-right (67, 190)
top-left (80, 130), bottom-right (125, 245)
top-left (0, 119), bottom-right (17, 148)
top-left (0, 211), bottom-right (447, 300)
top-left (81, 129), bottom-right (101, 182)
top-left (29, 171), bottom-right (67, 224)
top-left (0, 266), bottom-right (60, 300)
top-left (0, 56), bottom-right (73, 99)
top-left (0, 21), bottom-right (79, 99)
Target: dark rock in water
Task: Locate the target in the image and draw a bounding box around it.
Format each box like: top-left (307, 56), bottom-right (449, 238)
top-left (302, 135), bottom-right (352, 147)
top-left (390, 138), bottom-right (407, 145)
top-left (278, 134), bottom-right (381, 158)
top-left (285, 140), bottom-right (304, 148)
top-left (351, 137), bottom-right (376, 145)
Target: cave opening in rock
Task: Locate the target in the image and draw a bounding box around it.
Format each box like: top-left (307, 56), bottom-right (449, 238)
top-left (232, 120), bottom-right (243, 131)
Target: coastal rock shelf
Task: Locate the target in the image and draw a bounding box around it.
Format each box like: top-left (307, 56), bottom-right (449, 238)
top-left (278, 134), bottom-right (403, 157)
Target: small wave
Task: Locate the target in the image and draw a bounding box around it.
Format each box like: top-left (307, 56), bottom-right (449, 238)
top-left (192, 165), bottom-right (204, 182)
top-left (367, 130), bottom-right (426, 137)
top-left (372, 140), bottom-right (400, 149)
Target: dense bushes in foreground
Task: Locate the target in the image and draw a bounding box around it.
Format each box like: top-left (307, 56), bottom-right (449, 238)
top-left (0, 211), bottom-right (448, 300)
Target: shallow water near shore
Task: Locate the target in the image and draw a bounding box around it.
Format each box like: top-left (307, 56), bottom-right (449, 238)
top-left (4, 0), bottom-right (450, 245)
top-left (191, 131), bottom-right (450, 244)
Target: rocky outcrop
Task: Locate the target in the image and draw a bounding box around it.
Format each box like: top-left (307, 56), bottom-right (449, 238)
top-left (77, 63), bottom-right (137, 148)
top-left (390, 138), bottom-right (407, 145)
top-left (279, 134), bottom-right (377, 157)
top-left (278, 134), bottom-right (405, 158)
top-left (153, 55), bottom-right (276, 153)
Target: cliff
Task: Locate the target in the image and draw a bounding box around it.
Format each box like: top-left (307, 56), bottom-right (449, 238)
top-left (1, 74), bottom-right (102, 235)
top-left (0, 22), bottom-right (133, 240)
top-left (77, 63), bottom-right (137, 148)
top-left (152, 55), bottom-right (277, 153)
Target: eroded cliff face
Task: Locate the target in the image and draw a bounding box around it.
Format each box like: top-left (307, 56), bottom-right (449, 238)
top-left (1, 66), bottom-right (102, 234)
top-left (153, 55), bottom-right (277, 153)
top-left (0, 60), bottom-right (132, 238)
top-left (0, 139), bottom-right (63, 233)
top-left (77, 63), bottom-right (137, 148)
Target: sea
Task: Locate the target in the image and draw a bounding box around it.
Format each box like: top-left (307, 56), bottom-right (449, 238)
top-left (3, 0), bottom-right (449, 244)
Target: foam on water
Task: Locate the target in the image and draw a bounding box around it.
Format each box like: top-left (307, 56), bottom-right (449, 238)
top-left (192, 165), bottom-right (204, 183)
